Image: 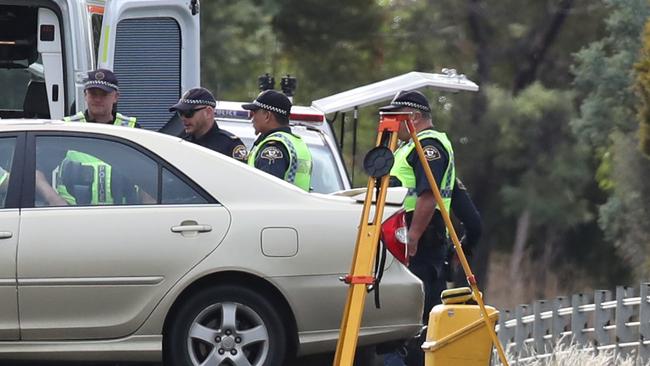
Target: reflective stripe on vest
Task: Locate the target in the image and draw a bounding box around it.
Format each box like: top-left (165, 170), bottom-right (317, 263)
top-left (59, 112), bottom-right (136, 204)
top-left (389, 130), bottom-right (455, 212)
top-left (248, 131), bottom-right (313, 191)
top-left (63, 112), bottom-right (137, 128)
top-left (55, 150), bottom-right (113, 205)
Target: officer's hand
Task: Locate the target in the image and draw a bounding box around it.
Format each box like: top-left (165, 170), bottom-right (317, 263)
top-left (406, 230), bottom-right (420, 257)
top-left (407, 241), bottom-right (418, 257)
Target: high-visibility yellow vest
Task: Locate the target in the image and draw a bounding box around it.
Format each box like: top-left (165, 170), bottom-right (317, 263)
top-left (248, 131), bottom-right (312, 191)
top-left (63, 111), bottom-right (137, 127)
top-left (57, 113), bottom-right (137, 204)
top-left (389, 129), bottom-right (455, 212)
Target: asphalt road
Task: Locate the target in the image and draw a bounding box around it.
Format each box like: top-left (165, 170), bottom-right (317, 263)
top-left (0, 350), bottom-right (384, 366)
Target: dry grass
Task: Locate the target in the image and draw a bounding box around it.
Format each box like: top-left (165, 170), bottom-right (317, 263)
top-left (485, 252), bottom-right (595, 311)
top-left (496, 340), bottom-right (639, 366)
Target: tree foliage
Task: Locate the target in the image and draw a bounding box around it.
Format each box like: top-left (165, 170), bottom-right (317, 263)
top-left (635, 19), bottom-right (650, 157)
top-left (272, 0), bottom-right (385, 102)
top-left (572, 0), bottom-right (650, 278)
top-left (200, 0), bottom-right (279, 100)
top-left (196, 0), bottom-right (646, 300)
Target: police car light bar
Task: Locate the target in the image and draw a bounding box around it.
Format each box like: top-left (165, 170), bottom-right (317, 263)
top-left (289, 113), bottom-right (324, 123)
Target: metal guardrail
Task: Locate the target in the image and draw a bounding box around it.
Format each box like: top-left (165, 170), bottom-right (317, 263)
top-left (493, 282), bottom-right (650, 364)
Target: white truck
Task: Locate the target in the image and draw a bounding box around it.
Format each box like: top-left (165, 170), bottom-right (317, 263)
top-left (0, 0), bottom-right (200, 129)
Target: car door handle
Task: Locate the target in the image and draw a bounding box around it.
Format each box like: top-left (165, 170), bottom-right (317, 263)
top-left (0, 231), bottom-right (12, 239)
top-left (171, 225), bottom-right (212, 233)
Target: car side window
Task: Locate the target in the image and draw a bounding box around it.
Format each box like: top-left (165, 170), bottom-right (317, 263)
top-left (35, 136), bottom-right (158, 207)
top-left (0, 138), bottom-right (16, 209)
top-left (161, 168), bottom-right (208, 205)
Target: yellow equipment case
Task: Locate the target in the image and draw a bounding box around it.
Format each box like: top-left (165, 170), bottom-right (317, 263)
top-left (422, 287), bottom-right (499, 366)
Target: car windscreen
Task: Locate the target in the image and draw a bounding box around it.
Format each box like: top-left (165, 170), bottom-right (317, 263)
top-left (241, 137), bottom-right (343, 194)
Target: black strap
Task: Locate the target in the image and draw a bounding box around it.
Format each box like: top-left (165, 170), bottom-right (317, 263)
top-left (368, 178), bottom-right (387, 308)
top-left (370, 237), bottom-right (387, 308)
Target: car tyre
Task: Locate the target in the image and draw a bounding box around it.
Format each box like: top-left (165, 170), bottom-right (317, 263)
top-left (164, 284), bottom-right (287, 366)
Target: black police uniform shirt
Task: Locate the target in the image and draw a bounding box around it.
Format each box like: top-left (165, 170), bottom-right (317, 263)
top-left (83, 110), bottom-right (142, 128)
top-left (250, 126), bottom-right (292, 180)
top-left (183, 122), bottom-right (248, 162)
top-left (449, 178), bottom-right (481, 251)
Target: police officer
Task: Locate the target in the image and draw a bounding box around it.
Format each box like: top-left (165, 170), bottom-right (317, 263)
top-left (64, 68), bottom-right (138, 127)
top-left (382, 90), bottom-right (455, 366)
top-left (445, 177), bottom-right (482, 285)
top-left (56, 69), bottom-right (148, 205)
top-left (169, 87), bottom-right (247, 162)
top-left (242, 90), bottom-right (313, 191)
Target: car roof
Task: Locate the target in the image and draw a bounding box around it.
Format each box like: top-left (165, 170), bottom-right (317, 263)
top-left (0, 119), bottom-right (65, 127)
top-left (214, 100), bottom-right (331, 147)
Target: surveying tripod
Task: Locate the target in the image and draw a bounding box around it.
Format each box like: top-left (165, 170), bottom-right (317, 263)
top-left (332, 111), bottom-right (509, 366)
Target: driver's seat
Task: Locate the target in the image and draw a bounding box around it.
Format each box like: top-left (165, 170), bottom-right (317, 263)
top-left (23, 80), bottom-right (50, 118)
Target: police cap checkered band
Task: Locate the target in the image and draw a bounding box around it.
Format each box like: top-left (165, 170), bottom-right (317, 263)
top-left (169, 87), bottom-right (217, 112)
top-left (179, 98), bottom-right (217, 107)
top-left (85, 80), bottom-right (119, 91)
top-left (242, 90), bottom-right (292, 117)
top-left (379, 90), bottom-right (431, 112)
top-left (392, 100), bottom-right (430, 112)
top-left (253, 100), bottom-right (288, 115)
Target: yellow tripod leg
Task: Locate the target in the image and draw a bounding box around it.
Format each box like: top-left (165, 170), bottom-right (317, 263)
top-left (333, 116), bottom-right (402, 366)
top-left (407, 121), bottom-right (510, 366)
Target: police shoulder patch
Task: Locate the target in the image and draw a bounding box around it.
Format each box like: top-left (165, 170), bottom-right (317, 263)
top-left (423, 145), bottom-right (441, 161)
top-left (260, 145), bottom-right (283, 163)
top-left (232, 144), bottom-right (248, 160)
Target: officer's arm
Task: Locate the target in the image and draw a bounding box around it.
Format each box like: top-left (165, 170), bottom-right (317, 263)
top-left (35, 170), bottom-right (67, 206)
top-left (451, 179), bottom-right (482, 250)
top-left (254, 142), bottom-right (290, 180)
top-left (230, 138), bottom-right (248, 163)
top-left (406, 139), bottom-right (449, 255)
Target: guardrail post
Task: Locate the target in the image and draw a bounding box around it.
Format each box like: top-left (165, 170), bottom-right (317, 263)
top-left (615, 286), bottom-right (635, 359)
top-left (638, 283), bottom-right (650, 366)
top-left (495, 310), bottom-right (512, 366)
top-left (533, 300), bottom-right (549, 354)
top-left (552, 296), bottom-right (570, 347)
top-left (571, 293), bottom-right (589, 347)
top-left (594, 289), bottom-right (613, 349)
top-left (514, 304), bottom-right (531, 362)
top-left (498, 309), bottom-right (513, 353)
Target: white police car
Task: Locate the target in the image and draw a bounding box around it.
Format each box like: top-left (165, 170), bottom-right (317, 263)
top-left (214, 101), bottom-right (351, 194)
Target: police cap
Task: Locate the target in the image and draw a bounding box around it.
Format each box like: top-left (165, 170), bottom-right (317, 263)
top-left (84, 69), bottom-right (119, 93)
top-left (379, 90), bottom-right (431, 113)
top-left (241, 90), bottom-right (292, 119)
top-left (169, 87), bottom-right (217, 112)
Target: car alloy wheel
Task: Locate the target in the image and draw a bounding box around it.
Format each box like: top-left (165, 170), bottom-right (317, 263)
top-left (188, 302), bottom-right (269, 365)
top-left (165, 284), bottom-right (287, 366)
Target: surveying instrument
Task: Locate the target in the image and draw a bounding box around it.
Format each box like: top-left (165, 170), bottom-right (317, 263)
top-left (332, 111), bottom-right (510, 366)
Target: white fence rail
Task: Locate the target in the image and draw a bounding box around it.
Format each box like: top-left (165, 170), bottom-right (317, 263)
top-left (493, 283), bottom-right (650, 364)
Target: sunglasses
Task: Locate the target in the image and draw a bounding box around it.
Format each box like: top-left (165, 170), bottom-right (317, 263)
top-left (179, 106), bottom-right (207, 118)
